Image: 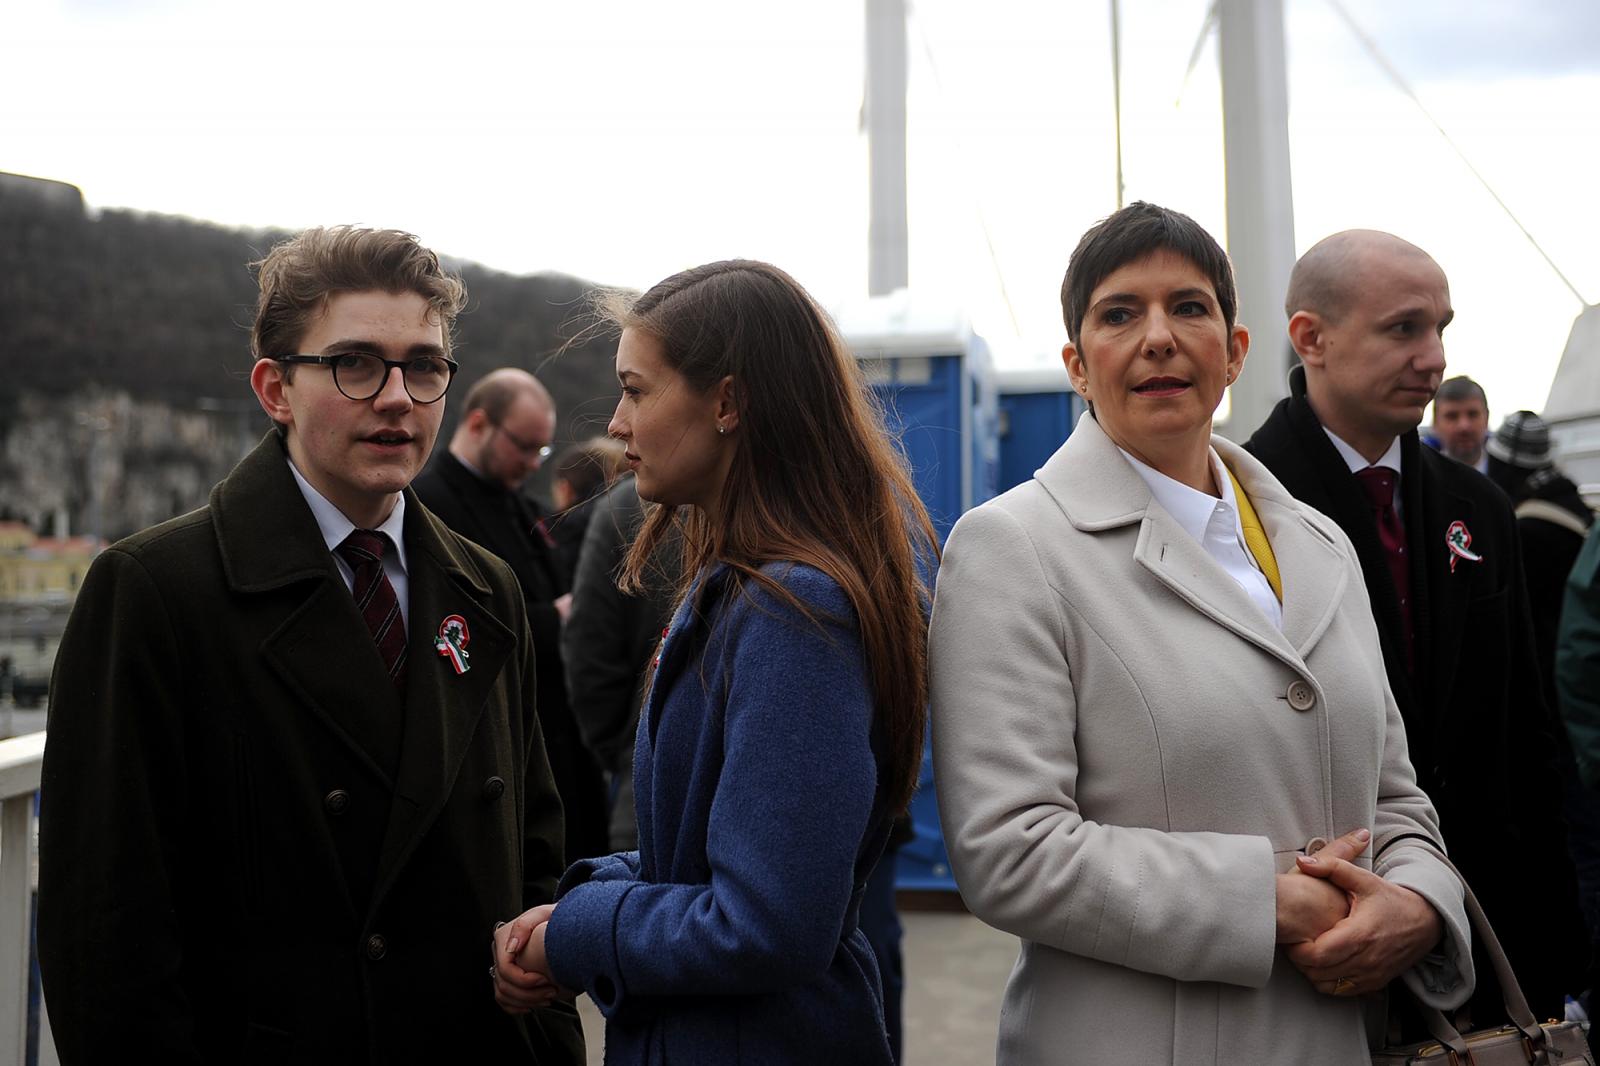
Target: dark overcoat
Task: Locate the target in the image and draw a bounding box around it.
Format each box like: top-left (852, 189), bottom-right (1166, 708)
top-left (414, 450), bottom-right (608, 862)
top-left (1245, 367), bottom-right (1588, 1017)
top-left (37, 434), bottom-right (584, 1065)
top-left (559, 475), bottom-right (676, 845)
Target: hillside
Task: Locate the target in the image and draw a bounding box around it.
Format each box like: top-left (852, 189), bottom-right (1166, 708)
top-left (0, 174), bottom-right (624, 538)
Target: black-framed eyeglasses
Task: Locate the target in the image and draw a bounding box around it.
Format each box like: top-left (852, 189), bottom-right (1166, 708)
top-left (275, 352), bottom-right (459, 404)
top-left (494, 422), bottom-right (553, 462)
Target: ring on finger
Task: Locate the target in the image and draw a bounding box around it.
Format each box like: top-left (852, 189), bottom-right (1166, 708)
top-left (1333, 976), bottom-right (1355, 996)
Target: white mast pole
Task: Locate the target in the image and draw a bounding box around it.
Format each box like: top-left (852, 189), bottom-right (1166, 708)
top-left (1215, 0), bottom-right (1296, 439)
top-left (866, 0), bottom-right (909, 297)
top-left (1110, 0), bottom-right (1125, 210)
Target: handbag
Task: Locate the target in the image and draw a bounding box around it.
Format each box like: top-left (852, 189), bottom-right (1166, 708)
top-left (1371, 841), bottom-right (1591, 1065)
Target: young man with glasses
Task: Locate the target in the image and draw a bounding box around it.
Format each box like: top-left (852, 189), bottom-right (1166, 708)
top-left (38, 227), bottom-right (583, 1065)
top-left (414, 368), bottom-right (610, 865)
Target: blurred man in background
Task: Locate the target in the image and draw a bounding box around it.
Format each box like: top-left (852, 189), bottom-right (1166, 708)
top-left (1428, 374), bottom-right (1490, 473)
top-left (547, 437), bottom-right (626, 582)
top-left (414, 368), bottom-right (608, 863)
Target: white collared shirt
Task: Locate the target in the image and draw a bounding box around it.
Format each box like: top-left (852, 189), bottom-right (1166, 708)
top-left (1322, 429), bottom-right (1405, 523)
top-left (287, 459), bottom-right (411, 628)
top-left (1119, 448), bottom-right (1284, 631)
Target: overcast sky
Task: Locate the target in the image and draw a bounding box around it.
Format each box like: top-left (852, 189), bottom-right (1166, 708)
top-left (5, 0), bottom-right (1597, 421)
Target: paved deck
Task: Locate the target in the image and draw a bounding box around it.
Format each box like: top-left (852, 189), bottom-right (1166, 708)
top-left (577, 905), bottom-right (1018, 1064)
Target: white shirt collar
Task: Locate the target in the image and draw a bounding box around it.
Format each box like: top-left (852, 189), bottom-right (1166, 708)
top-left (1118, 447), bottom-right (1234, 546)
top-left (286, 458), bottom-right (409, 575)
top-left (1323, 428), bottom-right (1402, 478)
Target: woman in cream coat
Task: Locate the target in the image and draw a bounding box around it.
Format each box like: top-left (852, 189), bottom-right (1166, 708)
top-left (929, 203), bottom-right (1472, 1065)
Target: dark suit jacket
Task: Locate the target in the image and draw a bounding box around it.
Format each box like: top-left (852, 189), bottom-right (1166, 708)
top-left (1246, 367), bottom-right (1587, 1017)
top-left (561, 476), bottom-right (676, 773)
top-left (38, 433), bottom-right (583, 1065)
top-left (413, 450), bottom-right (608, 862)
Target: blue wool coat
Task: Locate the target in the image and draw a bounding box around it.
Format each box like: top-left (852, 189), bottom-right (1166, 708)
top-left (544, 563), bottom-right (896, 1065)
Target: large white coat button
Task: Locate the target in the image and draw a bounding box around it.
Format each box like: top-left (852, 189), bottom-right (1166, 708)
top-left (1286, 680), bottom-right (1316, 711)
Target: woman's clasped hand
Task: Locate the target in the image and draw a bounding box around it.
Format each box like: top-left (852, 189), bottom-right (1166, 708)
top-left (1273, 827), bottom-right (1443, 997)
top-left (491, 906), bottom-right (569, 1013)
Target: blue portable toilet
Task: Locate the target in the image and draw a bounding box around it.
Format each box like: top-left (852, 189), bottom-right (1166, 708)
top-left (832, 292), bottom-right (997, 891)
top-left (833, 292), bottom-right (999, 540)
top-left (997, 365), bottom-right (1086, 493)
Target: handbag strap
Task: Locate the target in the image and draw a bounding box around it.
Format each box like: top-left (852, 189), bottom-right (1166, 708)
top-left (1515, 498), bottom-right (1593, 538)
top-left (1373, 833), bottom-right (1545, 1047)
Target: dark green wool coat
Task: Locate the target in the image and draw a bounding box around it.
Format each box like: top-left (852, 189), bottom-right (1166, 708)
top-left (37, 434), bottom-right (584, 1065)
top-left (1559, 524), bottom-right (1600, 789)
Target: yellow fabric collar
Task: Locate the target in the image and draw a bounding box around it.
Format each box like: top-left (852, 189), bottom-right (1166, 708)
top-left (1225, 466), bottom-right (1282, 603)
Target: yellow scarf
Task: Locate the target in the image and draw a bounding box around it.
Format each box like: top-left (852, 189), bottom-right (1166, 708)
top-left (1225, 467), bottom-right (1282, 603)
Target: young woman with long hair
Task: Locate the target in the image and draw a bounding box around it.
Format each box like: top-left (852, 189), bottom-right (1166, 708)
top-left (491, 259), bottom-right (937, 1064)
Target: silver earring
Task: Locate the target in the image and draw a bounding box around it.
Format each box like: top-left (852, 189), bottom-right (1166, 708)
top-left (716, 424), bottom-right (726, 435)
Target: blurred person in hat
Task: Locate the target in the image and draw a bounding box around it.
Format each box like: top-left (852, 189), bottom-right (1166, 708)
top-left (1487, 409), bottom-right (1600, 1032)
top-left (1485, 409), bottom-right (1595, 684)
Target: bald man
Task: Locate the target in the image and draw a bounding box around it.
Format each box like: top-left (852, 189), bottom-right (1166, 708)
top-left (414, 369), bottom-right (609, 863)
top-left (1244, 231), bottom-right (1586, 1021)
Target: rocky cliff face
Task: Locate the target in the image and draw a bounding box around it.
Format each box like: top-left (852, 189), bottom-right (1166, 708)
top-left (0, 390), bottom-right (260, 540)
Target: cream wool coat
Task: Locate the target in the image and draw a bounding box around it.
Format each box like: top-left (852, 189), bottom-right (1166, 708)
top-left (930, 415), bottom-right (1472, 1066)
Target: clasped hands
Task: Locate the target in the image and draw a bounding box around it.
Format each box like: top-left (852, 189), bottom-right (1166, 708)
top-left (1274, 828), bottom-right (1443, 998)
top-left (491, 904), bottom-right (575, 1014)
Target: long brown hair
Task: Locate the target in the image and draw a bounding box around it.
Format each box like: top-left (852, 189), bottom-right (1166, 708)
top-left (605, 260), bottom-right (937, 812)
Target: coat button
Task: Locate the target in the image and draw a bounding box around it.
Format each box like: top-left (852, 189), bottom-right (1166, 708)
top-left (1286, 680), bottom-right (1317, 711)
top-left (324, 789), bottom-right (350, 815)
top-left (483, 776), bottom-right (506, 802)
top-left (365, 934), bottom-right (387, 961)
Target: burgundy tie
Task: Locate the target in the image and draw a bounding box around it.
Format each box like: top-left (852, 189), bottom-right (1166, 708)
top-left (1355, 467), bottom-right (1414, 674)
top-left (337, 530), bottom-right (408, 689)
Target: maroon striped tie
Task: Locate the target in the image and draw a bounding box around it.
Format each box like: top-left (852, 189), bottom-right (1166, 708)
top-left (1355, 467), bottom-right (1414, 676)
top-left (337, 530), bottom-right (408, 689)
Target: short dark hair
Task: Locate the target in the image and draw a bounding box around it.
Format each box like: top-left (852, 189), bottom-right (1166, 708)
top-left (552, 438), bottom-right (626, 504)
top-left (251, 226), bottom-right (466, 362)
top-left (1060, 202), bottom-right (1237, 346)
top-left (1435, 375), bottom-right (1487, 409)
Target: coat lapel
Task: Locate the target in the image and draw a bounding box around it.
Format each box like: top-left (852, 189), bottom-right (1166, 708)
top-left (1035, 416), bottom-right (1308, 673)
top-left (1409, 444), bottom-right (1475, 735)
top-left (215, 433), bottom-right (406, 783)
top-left (1216, 439), bottom-right (1349, 661)
top-left (370, 497), bottom-right (517, 903)
top-left (1259, 379), bottom-right (1421, 716)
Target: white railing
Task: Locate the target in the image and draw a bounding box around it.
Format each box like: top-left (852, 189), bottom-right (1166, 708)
top-left (0, 732), bottom-right (53, 1066)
